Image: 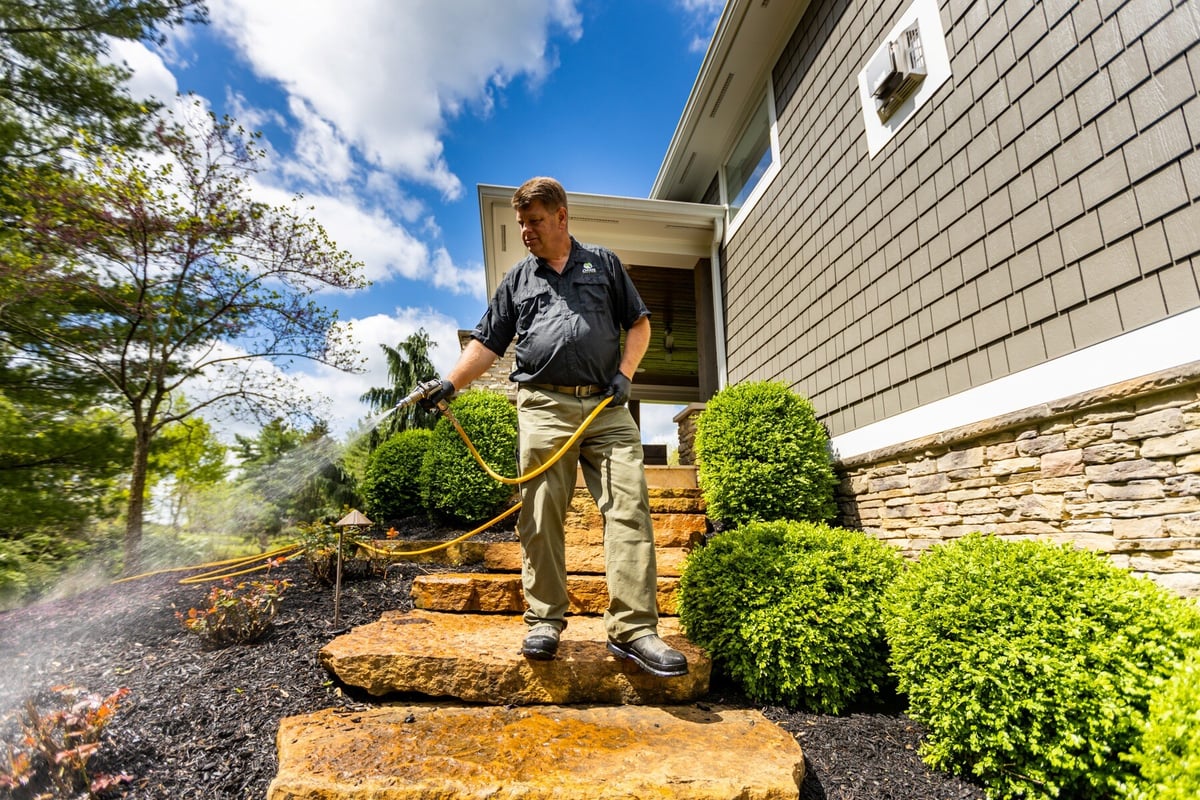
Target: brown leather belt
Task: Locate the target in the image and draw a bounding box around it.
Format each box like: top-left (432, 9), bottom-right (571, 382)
top-left (527, 383), bottom-right (606, 398)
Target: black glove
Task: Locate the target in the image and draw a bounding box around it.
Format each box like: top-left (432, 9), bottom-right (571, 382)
top-left (606, 372), bottom-right (632, 406)
top-left (417, 378), bottom-right (455, 411)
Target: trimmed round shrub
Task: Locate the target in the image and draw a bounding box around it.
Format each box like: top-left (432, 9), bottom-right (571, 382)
top-left (883, 533), bottom-right (1200, 800)
top-left (694, 381), bottom-right (837, 526)
top-left (360, 428), bottom-right (434, 521)
top-left (420, 390), bottom-right (517, 524)
top-left (678, 520), bottom-right (903, 713)
top-left (1124, 648), bottom-right (1200, 800)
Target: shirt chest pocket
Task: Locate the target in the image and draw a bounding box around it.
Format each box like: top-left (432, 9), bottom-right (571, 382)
top-left (572, 276), bottom-right (611, 313)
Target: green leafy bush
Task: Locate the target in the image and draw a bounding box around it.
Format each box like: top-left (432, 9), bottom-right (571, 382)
top-left (421, 390), bottom-right (517, 524)
top-left (882, 533), bottom-right (1200, 799)
top-left (360, 428), bottom-right (434, 521)
top-left (693, 381), bottom-right (837, 526)
top-left (176, 578), bottom-right (292, 649)
top-left (678, 520), bottom-right (902, 713)
top-left (1124, 648), bottom-right (1200, 800)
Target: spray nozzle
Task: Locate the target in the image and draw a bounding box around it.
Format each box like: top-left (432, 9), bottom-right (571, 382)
top-left (393, 378), bottom-right (448, 411)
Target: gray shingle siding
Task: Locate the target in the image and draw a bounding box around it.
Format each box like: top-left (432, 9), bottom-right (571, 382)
top-left (721, 0), bottom-right (1200, 437)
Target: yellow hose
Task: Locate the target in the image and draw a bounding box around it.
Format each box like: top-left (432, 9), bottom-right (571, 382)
top-left (440, 395), bottom-right (611, 485)
top-left (117, 392), bottom-right (614, 581)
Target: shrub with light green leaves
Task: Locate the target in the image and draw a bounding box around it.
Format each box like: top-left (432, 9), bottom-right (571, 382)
top-left (361, 428), bottom-right (434, 521)
top-left (1124, 648), bottom-right (1200, 800)
top-left (421, 390), bottom-right (517, 524)
top-left (678, 520), bottom-right (902, 713)
top-left (693, 381), bottom-right (837, 526)
top-left (883, 533), bottom-right (1200, 800)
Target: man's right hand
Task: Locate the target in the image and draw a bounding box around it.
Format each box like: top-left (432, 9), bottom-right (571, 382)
top-left (417, 379), bottom-right (455, 411)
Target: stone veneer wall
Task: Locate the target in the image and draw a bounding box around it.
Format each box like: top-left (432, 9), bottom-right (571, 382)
top-left (836, 361), bottom-right (1200, 597)
top-left (673, 403), bottom-right (706, 466)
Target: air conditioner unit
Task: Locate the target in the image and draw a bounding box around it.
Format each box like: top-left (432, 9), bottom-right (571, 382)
top-left (866, 21), bottom-right (927, 122)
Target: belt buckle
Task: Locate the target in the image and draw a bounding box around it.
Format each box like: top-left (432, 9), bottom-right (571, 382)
top-left (575, 385), bottom-right (590, 397)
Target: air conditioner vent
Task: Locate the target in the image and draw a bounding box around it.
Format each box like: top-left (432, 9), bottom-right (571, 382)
top-left (866, 21), bottom-right (927, 122)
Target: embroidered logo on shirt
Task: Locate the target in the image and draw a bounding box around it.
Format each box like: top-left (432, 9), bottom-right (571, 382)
top-left (581, 262), bottom-right (597, 274)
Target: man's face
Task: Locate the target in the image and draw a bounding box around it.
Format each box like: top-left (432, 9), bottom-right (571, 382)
top-left (516, 200), bottom-right (568, 260)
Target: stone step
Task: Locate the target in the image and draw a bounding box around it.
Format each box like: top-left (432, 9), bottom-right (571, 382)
top-left (483, 542), bottom-right (689, 576)
top-left (412, 573), bottom-right (680, 615)
top-left (269, 703), bottom-right (804, 800)
top-left (563, 510), bottom-right (706, 546)
top-left (320, 610), bottom-right (710, 705)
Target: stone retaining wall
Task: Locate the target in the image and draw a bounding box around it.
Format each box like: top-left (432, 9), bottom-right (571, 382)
top-left (836, 362), bottom-right (1200, 597)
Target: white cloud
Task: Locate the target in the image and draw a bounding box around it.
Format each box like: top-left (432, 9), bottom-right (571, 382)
top-left (105, 38), bottom-right (178, 102)
top-left (207, 0), bottom-right (582, 199)
top-left (640, 402), bottom-right (683, 451)
top-left (297, 308), bottom-right (465, 438)
top-left (676, 0), bottom-right (724, 53)
top-left (248, 181), bottom-right (485, 298)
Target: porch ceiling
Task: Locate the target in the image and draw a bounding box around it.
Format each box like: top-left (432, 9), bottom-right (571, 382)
top-left (477, 185), bottom-right (723, 297)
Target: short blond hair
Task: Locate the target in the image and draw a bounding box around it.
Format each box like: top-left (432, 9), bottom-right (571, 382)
top-left (512, 176), bottom-right (567, 212)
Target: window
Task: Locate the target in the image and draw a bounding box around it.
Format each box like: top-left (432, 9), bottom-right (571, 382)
top-left (721, 86), bottom-right (780, 235)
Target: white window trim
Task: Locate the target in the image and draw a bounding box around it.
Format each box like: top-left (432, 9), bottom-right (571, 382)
top-left (722, 79), bottom-right (782, 239)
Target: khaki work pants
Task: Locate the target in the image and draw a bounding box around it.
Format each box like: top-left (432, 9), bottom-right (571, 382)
top-left (515, 385), bottom-right (659, 643)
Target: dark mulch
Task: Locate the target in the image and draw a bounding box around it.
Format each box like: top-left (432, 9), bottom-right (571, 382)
top-left (0, 537), bottom-right (985, 800)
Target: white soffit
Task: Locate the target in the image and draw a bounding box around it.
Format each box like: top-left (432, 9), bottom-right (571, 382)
top-left (477, 185), bottom-right (723, 296)
top-left (652, 0), bottom-right (812, 202)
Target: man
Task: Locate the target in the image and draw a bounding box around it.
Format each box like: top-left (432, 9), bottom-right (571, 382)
top-left (422, 176), bottom-right (687, 678)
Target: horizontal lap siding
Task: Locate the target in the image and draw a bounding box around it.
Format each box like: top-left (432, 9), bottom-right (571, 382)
top-left (722, 0), bottom-right (1200, 437)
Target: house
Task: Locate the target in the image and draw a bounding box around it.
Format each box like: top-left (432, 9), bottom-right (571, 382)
top-left (478, 0), bottom-right (1200, 594)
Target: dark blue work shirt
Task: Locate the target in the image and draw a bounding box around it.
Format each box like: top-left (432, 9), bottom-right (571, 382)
top-left (472, 237), bottom-right (650, 386)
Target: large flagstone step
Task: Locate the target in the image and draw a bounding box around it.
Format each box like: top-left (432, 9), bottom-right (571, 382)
top-left (268, 702), bottom-right (804, 800)
top-left (412, 572), bottom-right (681, 614)
top-left (482, 541), bottom-right (689, 575)
top-left (319, 610), bottom-right (710, 705)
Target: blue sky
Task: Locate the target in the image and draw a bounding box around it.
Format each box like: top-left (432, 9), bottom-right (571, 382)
top-left (109, 0), bottom-right (724, 447)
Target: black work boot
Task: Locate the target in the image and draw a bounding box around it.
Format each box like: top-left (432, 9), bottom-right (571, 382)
top-left (521, 623), bottom-right (560, 660)
top-left (607, 634), bottom-right (688, 677)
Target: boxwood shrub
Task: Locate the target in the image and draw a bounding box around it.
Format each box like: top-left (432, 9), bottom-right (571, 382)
top-left (420, 390), bottom-right (517, 524)
top-left (883, 533), bottom-right (1200, 799)
top-left (678, 520), bottom-right (903, 713)
top-left (693, 381), bottom-right (837, 526)
top-left (360, 428), bottom-right (433, 522)
top-left (1124, 648), bottom-right (1200, 800)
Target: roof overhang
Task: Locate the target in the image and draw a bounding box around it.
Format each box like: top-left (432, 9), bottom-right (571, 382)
top-left (651, 0), bottom-right (811, 202)
top-left (478, 185), bottom-right (724, 296)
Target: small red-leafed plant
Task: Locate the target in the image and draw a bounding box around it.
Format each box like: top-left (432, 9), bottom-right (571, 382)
top-left (0, 684), bottom-right (132, 798)
top-left (176, 578), bottom-right (292, 649)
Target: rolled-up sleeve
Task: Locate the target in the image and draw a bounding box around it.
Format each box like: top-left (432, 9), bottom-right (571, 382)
top-left (471, 274), bottom-right (517, 356)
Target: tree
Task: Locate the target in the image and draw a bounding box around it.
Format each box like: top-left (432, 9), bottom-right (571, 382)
top-left (0, 0), bottom-right (207, 164)
top-left (359, 329), bottom-right (440, 446)
top-left (150, 411), bottom-right (228, 536)
top-left (234, 418), bottom-right (356, 546)
top-left (0, 106), bottom-right (367, 571)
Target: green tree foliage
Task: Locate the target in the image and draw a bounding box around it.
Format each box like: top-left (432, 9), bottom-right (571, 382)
top-left (883, 534), bottom-right (1200, 800)
top-left (0, 0), bottom-right (207, 163)
top-left (361, 429), bottom-right (434, 523)
top-left (0, 388), bottom-right (128, 607)
top-left (0, 106), bottom-right (367, 571)
top-left (678, 520), bottom-right (902, 713)
top-left (1124, 649), bottom-right (1200, 800)
top-left (421, 390), bottom-right (517, 525)
top-left (359, 329), bottom-right (441, 444)
top-left (694, 381), bottom-right (838, 526)
top-left (234, 419), bottom-right (356, 546)
top-left (150, 411), bottom-right (228, 536)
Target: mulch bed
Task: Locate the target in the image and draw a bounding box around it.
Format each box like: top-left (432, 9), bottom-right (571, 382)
top-left (0, 538), bottom-right (985, 800)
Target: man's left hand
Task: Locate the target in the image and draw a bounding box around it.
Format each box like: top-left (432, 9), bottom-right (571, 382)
top-left (606, 372), bottom-right (632, 406)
